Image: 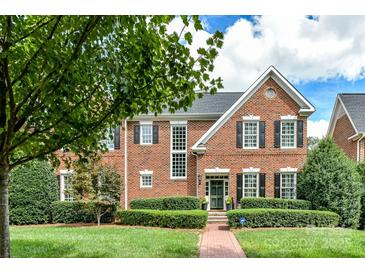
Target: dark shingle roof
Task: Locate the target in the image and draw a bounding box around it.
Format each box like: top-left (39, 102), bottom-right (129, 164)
top-left (162, 92), bottom-right (244, 114)
top-left (339, 93), bottom-right (365, 132)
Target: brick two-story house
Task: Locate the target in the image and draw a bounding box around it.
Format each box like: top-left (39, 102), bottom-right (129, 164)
top-left (58, 66), bottom-right (315, 210)
top-left (328, 93), bottom-right (365, 162)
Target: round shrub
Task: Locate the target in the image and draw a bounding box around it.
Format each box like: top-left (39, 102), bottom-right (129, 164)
top-left (240, 197), bottom-right (311, 210)
top-left (9, 160), bottom-right (59, 225)
top-left (130, 196), bottom-right (200, 210)
top-left (298, 137), bottom-right (362, 228)
top-left (116, 209), bottom-right (207, 228)
top-left (227, 208), bottom-right (339, 228)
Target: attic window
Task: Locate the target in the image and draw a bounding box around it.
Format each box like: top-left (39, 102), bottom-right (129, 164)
top-left (265, 88), bottom-right (276, 99)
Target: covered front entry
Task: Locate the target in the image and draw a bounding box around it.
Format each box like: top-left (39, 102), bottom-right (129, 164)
top-left (210, 180), bottom-right (224, 209)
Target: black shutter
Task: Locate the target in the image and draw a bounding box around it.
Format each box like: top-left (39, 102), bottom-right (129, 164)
top-left (274, 120), bottom-right (281, 148)
top-left (133, 125), bottom-right (140, 144)
top-left (297, 120), bottom-right (304, 148)
top-left (274, 173), bottom-right (281, 198)
top-left (259, 173), bottom-right (266, 197)
top-left (259, 121), bottom-right (266, 148)
top-left (114, 126), bottom-right (120, 149)
top-left (236, 121), bottom-right (243, 148)
top-left (153, 125), bottom-right (159, 144)
top-left (57, 175), bottom-right (61, 200)
top-left (236, 174), bottom-right (243, 204)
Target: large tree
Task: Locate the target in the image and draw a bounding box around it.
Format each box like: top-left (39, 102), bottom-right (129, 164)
top-left (0, 15), bottom-right (223, 257)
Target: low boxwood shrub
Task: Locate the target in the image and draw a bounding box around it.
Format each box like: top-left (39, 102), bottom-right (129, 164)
top-left (227, 208), bottom-right (339, 228)
top-left (130, 196), bottom-right (200, 210)
top-left (240, 197), bottom-right (311, 210)
top-left (51, 201), bottom-right (115, 224)
top-left (116, 209), bottom-right (208, 228)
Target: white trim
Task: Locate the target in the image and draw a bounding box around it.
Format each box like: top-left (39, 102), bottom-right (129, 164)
top-left (204, 167), bottom-right (230, 174)
top-left (191, 65), bottom-right (315, 152)
top-left (139, 170), bottom-right (153, 175)
top-left (170, 123), bottom-right (188, 179)
top-left (124, 119), bottom-right (128, 209)
top-left (243, 121), bottom-right (259, 149)
top-left (242, 167), bottom-right (261, 173)
top-left (59, 170), bottom-right (73, 202)
top-left (169, 120), bottom-right (187, 125)
top-left (140, 124), bottom-right (153, 145)
top-left (242, 115), bottom-right (260, 121)
top-left (280, 172), bottom-right (297, 199)
top-left (206, 176), bottom-right (229, 210)
top-left (281, 115), bottom-right (297, 120)
top-left (140, 173), bottom-right (153, 188)
top-left (139, 121), bottom-right (153, 125)
top-left (357, 135), bottom-right (365, 162)
top-left (133, 113), bottom-right (222, 121)
top-left (280, 120), bottom-right (297, 148)
top-left (280, 167), bottom-right (298, 172)
top-left (242, 172), bottom-right (260, 198)
top-left (328, 95), bottom-right (358, 136)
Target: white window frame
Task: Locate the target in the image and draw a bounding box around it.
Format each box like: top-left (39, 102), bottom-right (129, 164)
top-left (170, 121), bottom-right (187, 179)
top-left (243, 120), bottom-right (259, 149)
top-left (101, 128), bottom-right (114, 151)
top-left (60, 170), bottom-right (74, 202)
top-left (280, 172), bottom-right (297, 199)
top-left (140, 121), bottom-right (153, 145)
top-left (139, 170), bottom-right (153, 188)
top-left (243, 172), bottom-right (259, 198)
top-left (280, 120), bottom-right (297, 148)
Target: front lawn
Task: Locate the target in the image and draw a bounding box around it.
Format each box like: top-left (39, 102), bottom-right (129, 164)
top-left (234, 228), bottom-right (365, 258)
top-left (10, 225), bottom-right (200, 258)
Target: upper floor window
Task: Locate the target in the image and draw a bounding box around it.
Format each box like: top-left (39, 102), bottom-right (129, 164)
top-left (141, 124), bottom-right (153, 145)
top-left (281, 121), bottom-right (296, 148)
top-left (281, 173), bottom-right (296, 199)
top-left (243, 173), bottom-right (258, 197)
top-left (243, 121), bottom-right (259, 148)
top-left (101, 128), bottom-right (115, 150)
top-left (171, 122), bottom-right (187, 179)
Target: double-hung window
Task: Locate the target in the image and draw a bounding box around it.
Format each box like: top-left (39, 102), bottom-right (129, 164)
top-left (60, 171), bottom-right (74, 202)
top-left (281, 173), bottom-right (296, 199)
top-left (243, 121), bottom-right (259, 148)
top-left (281, 120), bottom-right (296, 148)
top-left (243, 173), bottom-right (259, 197)
top-left (140, 172), bottom-right (153, 188)
top-left (171, 122), bottom-right (187, 179)
top-left (140, 124), bottom-right (153, 145)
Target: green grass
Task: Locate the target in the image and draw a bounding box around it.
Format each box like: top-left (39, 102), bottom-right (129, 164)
top-left (10, 225), bottom-right (200, 258)
top-left (234, 228), bottom-right (365, 258)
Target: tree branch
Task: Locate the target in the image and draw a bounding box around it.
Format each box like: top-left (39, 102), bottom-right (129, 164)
top-left (12, 17), bottom-right (55, 45)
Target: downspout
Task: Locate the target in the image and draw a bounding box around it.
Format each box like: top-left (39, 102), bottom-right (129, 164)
top-left (193, 152), bottom-right (199, 197)
top-left (124, 119), bottom-right (128, 209)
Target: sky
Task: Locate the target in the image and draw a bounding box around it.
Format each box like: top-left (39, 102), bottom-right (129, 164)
top-left (168, 15), bottom-right (365, 138)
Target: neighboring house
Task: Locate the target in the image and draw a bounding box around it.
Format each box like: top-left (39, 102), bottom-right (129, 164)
top-left (57, 66), bottom-right (315, 210)
top-left (328, 93), bottom-right (365, 162)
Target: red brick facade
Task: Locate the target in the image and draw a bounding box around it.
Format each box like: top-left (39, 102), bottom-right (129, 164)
top-left (57, 74), bottom-right (313, 209)
top-left (332, 114), bottom-right (357, 161)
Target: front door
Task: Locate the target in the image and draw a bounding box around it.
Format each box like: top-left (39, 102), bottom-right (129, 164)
top-left (210, 180), bottom-right (224, 209)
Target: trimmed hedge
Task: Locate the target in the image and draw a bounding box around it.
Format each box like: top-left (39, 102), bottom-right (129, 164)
top-left (227, 208), bottom-right (339, 228)
top-left (51, 201), bottom-right (115, 224)
top-left (116, 209), bottom-right (208, 228)
top-left (240, 197), bottom-right (311, 210)
top-left (130, 196), bottom-right (200, 210)
top-left (9, 160), bottom-right (59, 225)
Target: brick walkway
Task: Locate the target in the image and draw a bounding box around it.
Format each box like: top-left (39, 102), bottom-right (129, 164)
top-left (199, 223), bottom-right (246, 258)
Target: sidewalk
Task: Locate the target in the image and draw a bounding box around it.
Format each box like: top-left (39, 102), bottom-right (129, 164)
top-left (199, 223), bottom-right (246, 258)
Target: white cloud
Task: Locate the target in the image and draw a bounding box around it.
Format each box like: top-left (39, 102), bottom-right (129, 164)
top-left (175, 15), bottom-right (365, 91)
top-left (307, 119), bottom-right (329, 138)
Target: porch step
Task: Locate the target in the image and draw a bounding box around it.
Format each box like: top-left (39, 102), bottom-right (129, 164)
top-left (208, 211), bottom-right (228, 223)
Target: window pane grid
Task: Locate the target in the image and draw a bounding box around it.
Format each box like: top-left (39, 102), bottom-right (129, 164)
top-left (281, 121), bottom-right (295, 148)
top-left (281, 173), bottom-right (296, 199)
top-left (244, 174), bottom-right (258, 197)
top-left (171, 125), bottom-right (187, 178)
top-left (141, 174), bottom-right (152, 187)
top-left (141, 125), bottom-right (152, 144)
top-left (63, 174), bottom-right (74, 202)
top-left (244, 122), bottom-right (258, 148)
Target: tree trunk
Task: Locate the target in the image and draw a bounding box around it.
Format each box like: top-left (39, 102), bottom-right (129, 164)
top-left (0, 161), bottom-right (10, 258)
top-left (97, 211), bottom-right (101, 226)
